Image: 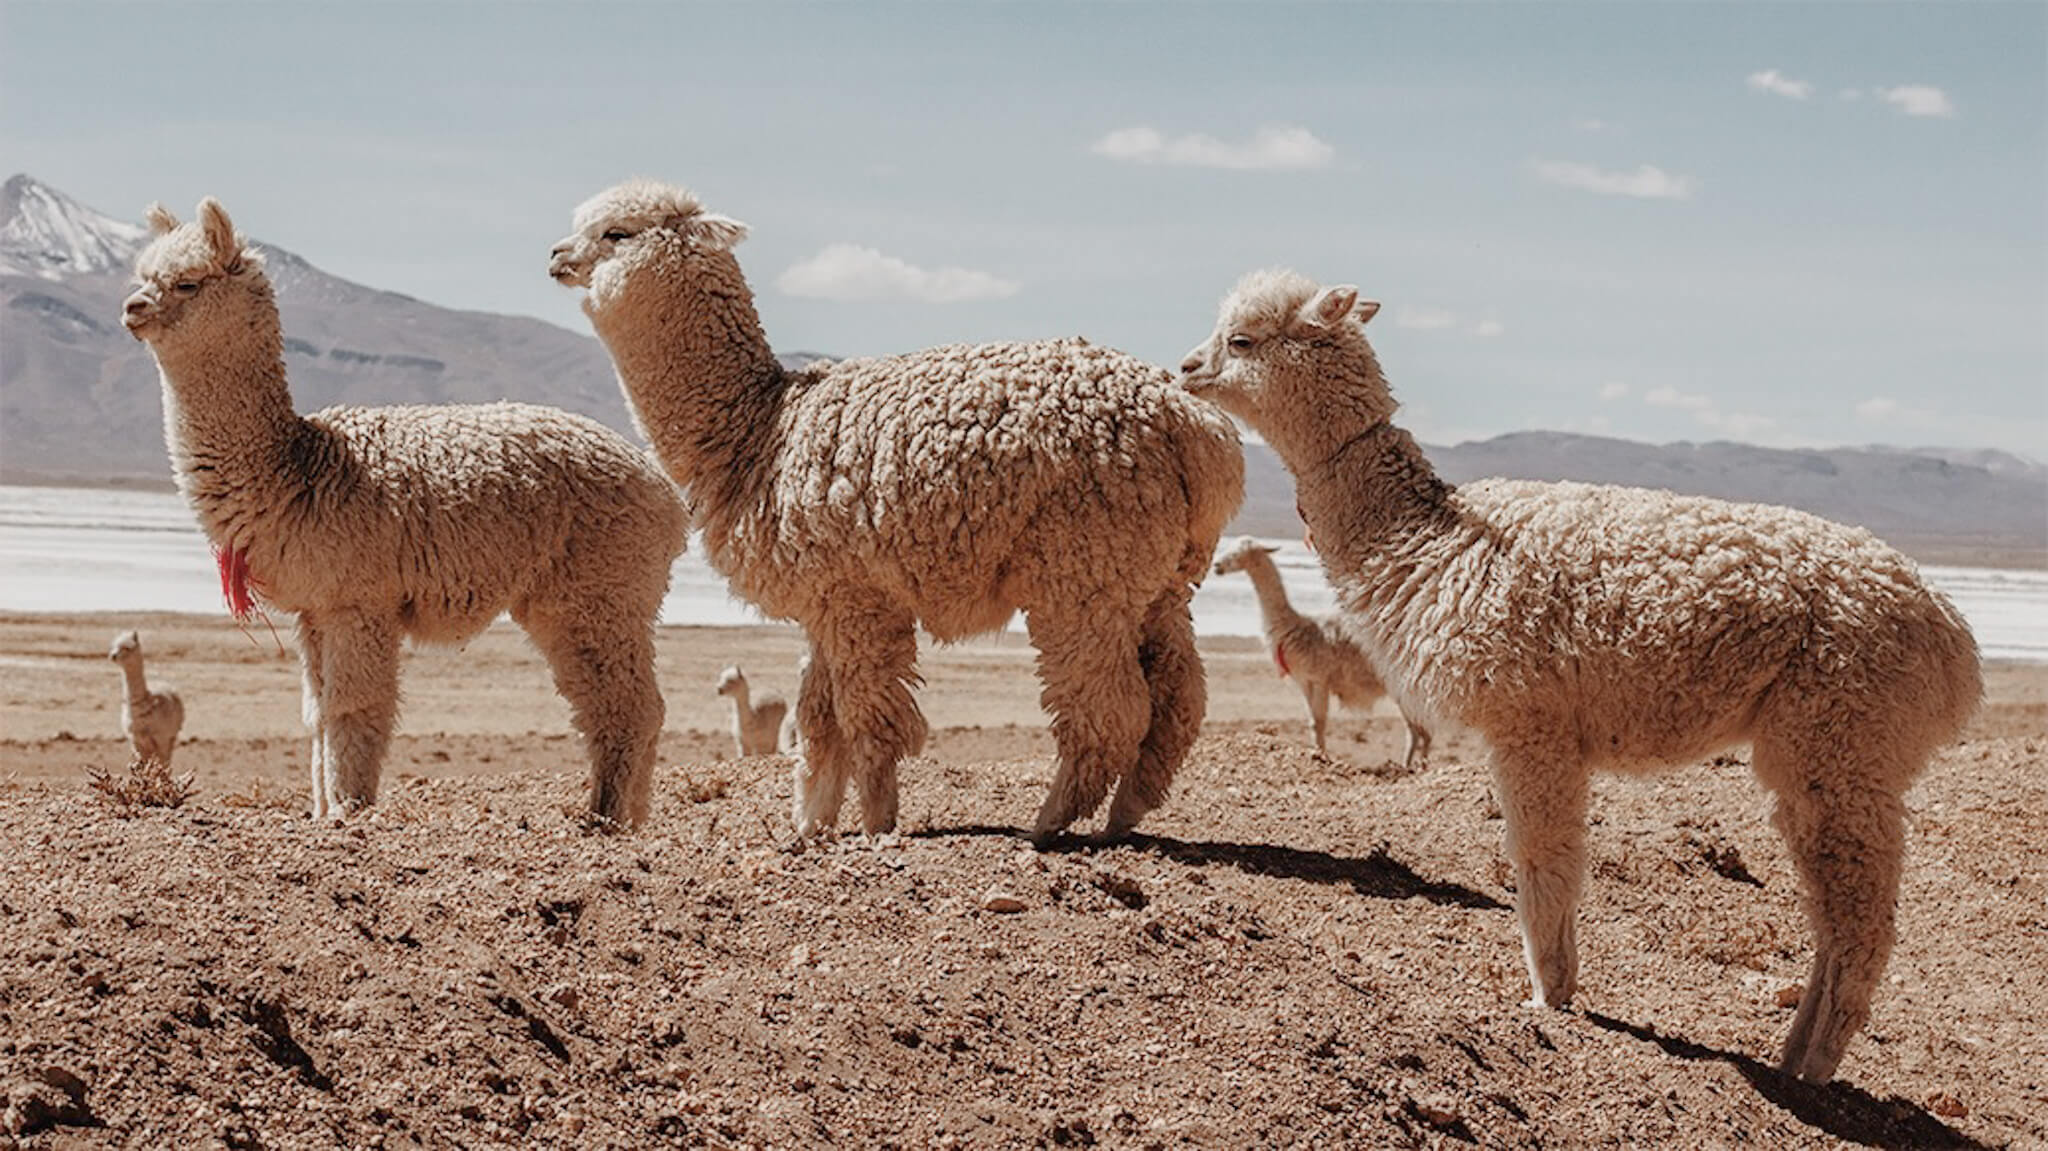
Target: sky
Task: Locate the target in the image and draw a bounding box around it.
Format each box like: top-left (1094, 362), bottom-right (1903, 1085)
top-left (4, 1), bottom-right (2043, 456)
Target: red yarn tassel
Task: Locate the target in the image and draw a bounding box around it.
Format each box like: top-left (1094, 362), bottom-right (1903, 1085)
top-left (1273, 642), bottom-right (1291, 679)
top-left (215, 544), bottom-right (255, 620)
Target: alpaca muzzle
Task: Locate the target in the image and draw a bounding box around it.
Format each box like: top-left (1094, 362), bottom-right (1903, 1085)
top-left (120, 292), bottom-right (158, 337)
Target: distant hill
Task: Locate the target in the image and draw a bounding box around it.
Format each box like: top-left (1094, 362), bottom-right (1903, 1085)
top-left (4, 174), bottom-right (2040, 567)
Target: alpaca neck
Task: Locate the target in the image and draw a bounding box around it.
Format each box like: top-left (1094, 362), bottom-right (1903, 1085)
top-left (586, 255), bottom-right (783, 510)
top-left (151, 307), bottom-right (306, 544)
top-left (1241, 555), bottom-right (1309, 637)
top-left (727, 683), bottom-right (751, 714)
top-left (1294, 420), bottom-right (1457, 597)
top-left (117, 658), bottom-right (150, 704)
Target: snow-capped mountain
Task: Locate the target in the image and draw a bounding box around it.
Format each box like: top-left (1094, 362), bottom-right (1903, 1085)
top-left (0, 175), bottom-right (149, 279)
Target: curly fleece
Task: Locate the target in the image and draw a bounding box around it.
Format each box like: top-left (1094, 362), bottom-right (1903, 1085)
top-left (554, 179), bottom-right (1245, 842)
top-left (128, 198), bottom-right (687, 827)
top-left (1180, 267), bottom-right (1981, 1085)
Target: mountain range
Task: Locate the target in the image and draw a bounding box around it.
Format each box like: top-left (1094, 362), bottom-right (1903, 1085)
top-left (3, 174), bottom-right (2041, 566)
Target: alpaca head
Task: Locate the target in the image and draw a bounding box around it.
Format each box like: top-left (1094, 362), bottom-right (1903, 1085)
top-left (108, 630), bottom-right (141, 664)
top-left (549, 180), bottom-right (749, 307)
top-left (715, 666), bottom-right (747, 697)
top-left (1212, 536), bottom-right (1279, 577)
top-left (1178, 269), bottom-right (1388, 446)
top-left (122, 198), bottom-right (271, 347)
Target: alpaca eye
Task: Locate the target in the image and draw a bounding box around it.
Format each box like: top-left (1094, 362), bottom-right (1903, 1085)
top-left (174, 281), bottom-right (201, 294)
top-left (602, 229), bottom-right (632, 242)
top-left (1226, 335), bottom-right (1255, 351)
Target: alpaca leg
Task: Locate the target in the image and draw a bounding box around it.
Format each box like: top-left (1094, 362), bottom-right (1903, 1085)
top-left (1304, 681), bottom-right (1331, 755)
top-left (1402, 716), bottom-right (1432, 771)
top-left (813, 598), bottom-right (925, 835)
top-left (1764, 759), bottom-right (1909, 1083)
top-left (1491, 740), bottom-right (1590, 1009)
top-left (791, 644), bottom-right (852, 837)
top-left (520, 606), bottom-right (664, 828)
top-left (1104, 589), bottom-right (1204, 840)
top-left (1030, 607), bottom-right (1150, 844)
top-left (318, 615), bottom-right (400, 815)
top-left (296, 618), bottom-right (332, 820)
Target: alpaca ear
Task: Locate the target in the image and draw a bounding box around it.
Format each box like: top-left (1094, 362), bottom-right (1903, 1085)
top-left (145, 203), bottom-right (180, 235)
top-left (1306, 285), bottom-right (1360, 328)
top-left (688, 213), bottom-right (750, 251)
top-left (1355, 299), bottom-right (1381, 325)
top-left (197, 198), bottom-right (243, 270)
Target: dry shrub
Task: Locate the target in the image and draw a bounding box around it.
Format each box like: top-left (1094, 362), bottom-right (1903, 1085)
top-left (87, 757), bottom-right (197, 813)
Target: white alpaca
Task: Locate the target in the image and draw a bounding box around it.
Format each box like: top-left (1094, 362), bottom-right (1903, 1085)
top-left (716, 665), bottom-right (794, 756)
top-left (1212, 538), bottom-right (1430, 767)
top-left (1180, 269), bottom-right (1981, 1083)
top-left (551, 180), bottom-right (1244, 843)
top-left (108, 630), bottom-right (184, 767)
top-left (124, 198), bottom-right (688, 826)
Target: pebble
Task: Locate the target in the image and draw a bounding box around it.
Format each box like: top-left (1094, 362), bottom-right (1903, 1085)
top-left (981, 890), bottom-right (1028, 914)
top-left (1774, 985), bottom-right (1803, 1008)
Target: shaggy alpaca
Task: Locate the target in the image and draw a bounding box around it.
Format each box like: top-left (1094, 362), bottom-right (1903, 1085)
top-left (551, 179), bottom-right (1244, 843)
top-left (716, 665), bottom-right (794, 756)
top-left (1179, 269), bottom-right (1981, 1083)
top-left (108, 630), bottom-right (184, 767)
top-left (125, 198), bottom-right (688, 827)
top-left (1212, 538), bottom-right (1430, 767)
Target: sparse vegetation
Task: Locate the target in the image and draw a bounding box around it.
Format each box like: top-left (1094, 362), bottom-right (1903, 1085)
top-left (87, 757), bottom-right (196, 812)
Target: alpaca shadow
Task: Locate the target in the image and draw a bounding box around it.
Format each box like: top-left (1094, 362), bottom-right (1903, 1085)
top-left (1583, 1012), bottom-right (1987, 1150)
top-left (910, 825), bottom-right (1503, 912)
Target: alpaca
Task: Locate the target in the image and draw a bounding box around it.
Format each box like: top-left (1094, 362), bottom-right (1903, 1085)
top-left (124, 198), bottom-right (688, 827)
top-left (551, 179), bottom-right (1244, 843)
top-left (1212, 538), bottom-right (1430, 767)
top-left (107, 630), bottom-right (184, 767)
top-left (716, 665), bottom-right (793, 756)
top-left (1179, 269), bottom-right (1981, 1083)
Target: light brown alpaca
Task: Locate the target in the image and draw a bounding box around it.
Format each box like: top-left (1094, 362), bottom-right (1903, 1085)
top-left (108, 630), bottom-right (184, 766)
top-left (716, 665), bottom-right (792, 756)
top-left (1212, 538), bottom-right (1430, 767)
top-left (551, 179), bottom-right (1244, 843)
top-left (1180, 268), bottom-right (1981, 1083)
top-left (125, 198), bottom-right (687, 827)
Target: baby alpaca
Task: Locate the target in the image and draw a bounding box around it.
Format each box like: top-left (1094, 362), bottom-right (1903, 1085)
top-left (717, 665), bottom-right (792, 756)
top-left (1180, 269), bottom-right (1981, 1083)
top-left (108, 630), bottom-right (184, 766)
top-left (552, 179), bottom-right (1243, 843)
top-left (1212, 538), bottom-right (1430, 767)
top-left (125, 198), bottom-right (687, 827)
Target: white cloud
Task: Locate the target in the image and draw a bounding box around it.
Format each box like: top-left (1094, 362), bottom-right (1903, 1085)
top-left (1645, 386), bottom-right (1778, 439)
top-left (1393, 307), bottom-right (1501, 338)
top-left (1090, 124), bottom-right (1335, 171)
top-left (1574, 117), bottom-right (1618, 134)
top-left (1878, 84), bottom-right (1957, 119)
top-left (777, 244), bottom-right (1020, 303)
top-left (1855, 397), bottom-right (1900, 421)
top-left (1746, 69), bottom-right (1814, 100)
top-left (1599, 381), bottom-right (1630, 401)
top-left (1533, 160), bottom-right (1695, 200)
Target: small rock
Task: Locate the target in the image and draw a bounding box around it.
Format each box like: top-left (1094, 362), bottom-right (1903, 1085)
top-left (543, 983), bottom-right (580, 1011)
top-left (1774, 985), bottom-right (1803, 1009)
top-left (1927, 1092), bottom-right (1967, 1118)
top-left (982, 889), bottom-right (1028, 914)
top-left (1411, 1096), bottom-right (1465, 1131)
top-left (788, 943), bottom-right (816, 968)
